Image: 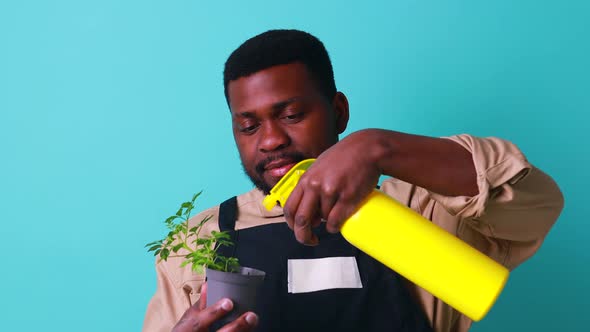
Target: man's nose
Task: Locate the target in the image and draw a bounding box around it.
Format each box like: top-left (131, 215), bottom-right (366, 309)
top-left (259, 122), bottom-right (290, 152)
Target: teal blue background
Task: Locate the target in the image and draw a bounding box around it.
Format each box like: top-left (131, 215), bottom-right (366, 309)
top-left (1, 1), bottom-right (588, 330)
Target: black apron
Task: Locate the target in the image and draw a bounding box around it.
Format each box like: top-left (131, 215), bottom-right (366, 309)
top-left (215, 196), bottom-right (433, 332)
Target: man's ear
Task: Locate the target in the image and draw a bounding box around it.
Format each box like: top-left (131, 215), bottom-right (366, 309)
top-left (331, 92), bottom-right (350, 134)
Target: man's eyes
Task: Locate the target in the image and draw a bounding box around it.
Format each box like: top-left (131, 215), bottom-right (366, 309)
top-left (281, 111), bottom-right (304, 122)
top-left (239, 123), bottom-right (259, 134)
top-left (236, 111), bottom-right (305, 134)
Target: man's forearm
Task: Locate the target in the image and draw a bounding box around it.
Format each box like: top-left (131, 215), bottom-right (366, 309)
top-left (366, 129), bottom-right (478, 197)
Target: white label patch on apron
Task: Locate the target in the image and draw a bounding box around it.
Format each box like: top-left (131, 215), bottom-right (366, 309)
top-left (287, 256), bottom-right (363, 294)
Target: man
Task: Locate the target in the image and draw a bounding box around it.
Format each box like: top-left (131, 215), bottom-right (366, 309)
top-left (143, 29), bottom-right (564, 332)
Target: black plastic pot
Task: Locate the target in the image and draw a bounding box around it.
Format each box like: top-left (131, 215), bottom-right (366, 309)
top-left (206, 266), bottom-right (266, 328)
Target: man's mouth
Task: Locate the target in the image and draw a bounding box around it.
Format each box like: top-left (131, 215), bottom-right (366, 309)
top-left (264, 160), bottom-right (297, 178)
top-left (254, 152), bottom-right (307, 189)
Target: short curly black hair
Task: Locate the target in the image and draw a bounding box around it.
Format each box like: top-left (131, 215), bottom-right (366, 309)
top-left (223, 29), bottom-right (336, 104)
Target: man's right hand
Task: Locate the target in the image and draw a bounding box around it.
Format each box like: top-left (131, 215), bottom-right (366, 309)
top-left (172, 283), bottom-right (259, 332)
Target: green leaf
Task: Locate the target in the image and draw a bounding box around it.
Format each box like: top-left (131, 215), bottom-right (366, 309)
top-left (192, 191), bottom-right (203, 203)
top-left (145, 240), bottom-right (161, 248)
top-left (198, 215), bottom-right (212, 227)
top-left (195, 258), bottom-right (209, 265)
top-left (161, 248), bottom-right (170, 260)
top-left (147, 244), bottom-right (162, 252)
top-left (176, 207), bottom-right (183, 216)
top-left (172, 243), bottom-right (184, 253)
top-left (216, 240), bottom-right (234, 247)
top-left (195, 238), bottom-right (212, 245)
top-left (214, 232), bottom-right (231, 240)
top-left (165, 215), bottom-right (178, 224)
top-left (207, 262), bottom-right (224, 270)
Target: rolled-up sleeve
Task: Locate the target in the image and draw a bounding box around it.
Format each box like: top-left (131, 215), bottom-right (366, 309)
top-left (428, 134), bottom-right (564, 269)
top-left (143, 258), bottom-right (198, 332)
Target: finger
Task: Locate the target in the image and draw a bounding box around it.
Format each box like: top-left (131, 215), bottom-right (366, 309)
top-left (192, 298), bottom-right (234, 330)
top-left (326, 199), bottom-right (358, 233)
top-left (312, 190), bottom-right (335, 228)
top-left (283, 184), bottom-right (303, 230)
top-left (217, 312), bottom-right (259, 332)
top-left (292, 189), bottom-right (320, 246)
top-left (175, 287), bottom-right (208, 326)
top-left (311, 216), bottom-right (322, 228)
top-left (319, 187), bottom-right (338, 222)
top-left (198, 282), bottom-right (207, 311)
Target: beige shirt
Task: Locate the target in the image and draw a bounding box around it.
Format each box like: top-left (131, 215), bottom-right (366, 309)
top-left (143, 134), bottom-right (564, 332)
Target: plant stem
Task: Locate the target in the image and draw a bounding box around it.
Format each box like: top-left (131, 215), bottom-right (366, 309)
top-left (183, 216), bottom-right (190, 251)
top-left (167, 255), bottom-right (188, 258)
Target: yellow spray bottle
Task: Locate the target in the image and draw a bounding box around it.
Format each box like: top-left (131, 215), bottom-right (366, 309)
top-left (262, 159), bottom-right (509, 322)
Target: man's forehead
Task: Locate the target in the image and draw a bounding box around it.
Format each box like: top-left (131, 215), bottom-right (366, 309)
top-left (227, 63), bottom-right (318, 114)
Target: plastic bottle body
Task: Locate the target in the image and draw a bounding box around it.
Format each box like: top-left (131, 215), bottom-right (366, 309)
top-left (340, 190), bottom-right (509, 321)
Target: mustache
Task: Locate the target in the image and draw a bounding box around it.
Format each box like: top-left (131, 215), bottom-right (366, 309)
top-left (255, 152), bottom-right (307, 175)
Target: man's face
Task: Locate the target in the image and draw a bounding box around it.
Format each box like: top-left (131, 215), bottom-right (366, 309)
top-left (227, 62), bottom-right (347, 194)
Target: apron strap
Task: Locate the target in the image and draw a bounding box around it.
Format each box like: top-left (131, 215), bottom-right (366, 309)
top-left (218, 196), bottom-right (238, 232)
top-left (216, 196), bottom-right (239, 258)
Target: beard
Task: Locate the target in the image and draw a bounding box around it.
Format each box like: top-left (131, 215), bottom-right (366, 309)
top-left (242, 151), bottom-right (308, 195)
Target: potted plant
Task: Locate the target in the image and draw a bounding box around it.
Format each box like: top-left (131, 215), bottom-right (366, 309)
top-left (146, 191), bottom-right (265, 326)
